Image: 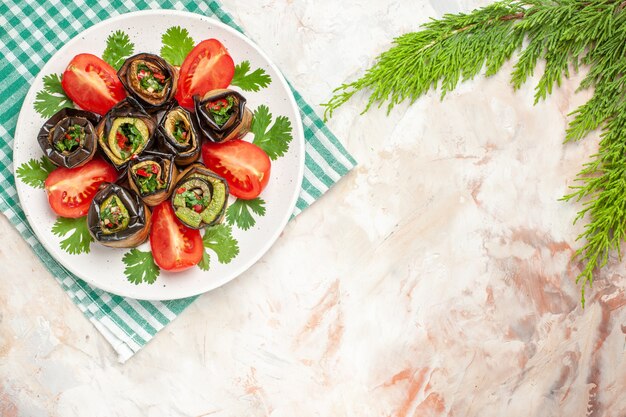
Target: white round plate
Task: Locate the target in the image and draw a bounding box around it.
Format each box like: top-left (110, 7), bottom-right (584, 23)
top-left (14, 10), bottom-right (304, 300)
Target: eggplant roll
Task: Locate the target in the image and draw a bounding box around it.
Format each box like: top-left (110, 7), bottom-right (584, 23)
top-left (156, 104), bottom-right (201, 166)
top-left (118, 53), bottom-right (178, 110)
top-left (37, 108), bottom-right (100, 168)
top-left (96, 98), bottom-right (156, 170)
top-left (128, 151), bottom-right (177, 206)
top-left (193, 89), bottom-right (252, 143)
top-left (171, 164), bottom-right (229, 229)
top-left (87, 183), bottom-right (151, 248)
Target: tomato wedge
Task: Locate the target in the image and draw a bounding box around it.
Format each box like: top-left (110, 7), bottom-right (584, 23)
top-left (62, 53), bottom-right (126, 115)
top-left (44, 159), bottom-right (118, 218)
top-left (150, 201), bottom-right (204, 271)
top-left (201, 140), bottom-right (271, 200)
top-left (175, 39), bottom-right (235, 109)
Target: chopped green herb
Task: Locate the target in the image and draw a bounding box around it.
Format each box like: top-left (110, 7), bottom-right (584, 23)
top-left (100, 195), bottom-right (129, 233)
top-left (226, 198), bottom-right (266, 231)
top-left (16, 157), bottom-right (56, 189)
top-left (160, 26), bottom-right (195, 66)
top-left (54, 124), bottom-right (84, 153)
top-left (34, 73), bottom-right (74, 118)
top-left (208, 96), bottom-right (235, 126)
top-left (123, 249), bottom-right (160, 285)
top-left (137, 64), bottom-right (165, 92)
top-left (251, 105), bottom-right (293, 160)
top-left (181, 190), bottom-right (209, 209)
top-left (51, 216), bottom-right (93, 255)
top-left (134, 165), bottom-right (164, 194)
top-left (231, 61), bottom-right (272, 92)
top-left (173, 120), bottom-right (188, 143)
top-left (102, 30), bottom-right (135, 70)
top-left (119, 123), bottom-right (144, 152)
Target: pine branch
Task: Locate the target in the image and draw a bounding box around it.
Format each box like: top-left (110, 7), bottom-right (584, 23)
top-left (323, 0), bottom-right (626, 305)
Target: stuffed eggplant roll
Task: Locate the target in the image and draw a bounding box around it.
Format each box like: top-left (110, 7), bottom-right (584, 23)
top-left (117, 53), bottom-right (178, 110)
top-left (171, 164), bottom-right (229, 229)
top-left (157, 105), bottom-right (201, 166)
top-left (37, 108), bottom-right (100, 168)
top-left (128, 151), bottom-right (176, 206)
top-left (87, 183), bottom-right (151, 248)
top-left (96, 98), bottom-right (156, 170)
top-left (193, 89), bottom-right (252, 143)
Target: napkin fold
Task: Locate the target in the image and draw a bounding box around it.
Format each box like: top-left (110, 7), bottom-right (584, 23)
top-left (0, 0), bottom-right (356, 362)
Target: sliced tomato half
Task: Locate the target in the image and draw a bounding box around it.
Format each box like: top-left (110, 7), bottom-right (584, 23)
top-left (44, 159), bottom-right (118, 218)
top-left (150, 201), bottom-right (204, 271)
top-left (175, 39), bottom-right (235, 109)
top-left (201, 140), bottom-right (271, 200)
top-left (61, 53), bottom-right (126, 115)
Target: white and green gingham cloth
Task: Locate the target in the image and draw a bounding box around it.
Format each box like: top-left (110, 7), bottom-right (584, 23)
top-left (0, 0), bottom-right (356, 362)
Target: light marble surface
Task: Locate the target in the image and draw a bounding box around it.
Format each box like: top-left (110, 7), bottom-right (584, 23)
top-left (1, 0), bottom-right (625, 416)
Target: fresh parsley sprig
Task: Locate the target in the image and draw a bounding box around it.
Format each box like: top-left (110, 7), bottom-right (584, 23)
top-left (16, 156), bottom-right (56, 188)
top-left (160, 26), bottom-right (195, 66)
top-left (251, 105), bottom-right (293, 160)
top-left (123, 249), bottom-right (160, 285)
top-left (102, 30), bottom-right (135, 70)
top-left (198, 224), bottom-right (240, 271)
top-left (51, 216), bottom-right (93, 255)
top-left (226, 198), bottom-right (266, 231)
top-left (231, 61), bottom-right (272, 92)
top-left (33, 74), bottom-right (74, 118)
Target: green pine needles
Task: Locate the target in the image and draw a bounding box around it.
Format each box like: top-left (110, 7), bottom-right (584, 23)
top-left (323, 0), bottom-right (626, 306)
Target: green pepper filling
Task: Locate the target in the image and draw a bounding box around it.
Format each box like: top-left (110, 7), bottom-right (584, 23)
top-left (207, 96), bottom-right (235, 126)
top-left (99, 195), bottom-right (130, 234)
top-left (134, 163), bottom-right (165, 194)
top-left (172, 119), bottom-right (189, 143)
top-left (137, 64), bottom-right (165, 93)
top-left (116, 123), bottom-right (144, 160)
top-left (55, 124), bottom-right (84, 153)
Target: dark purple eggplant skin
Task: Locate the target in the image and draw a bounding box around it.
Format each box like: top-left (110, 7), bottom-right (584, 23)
top-left (193, 89), bottom-right (251, 143)
top-left (117, 53), bottom-right (178, 111)
top-left (87, 182), bottom-right (151, 248)
top-left (155, 102), bottom-right (201, 166)
top-left (95, 97), bottom-right (156, 171)
top-left (37, 108), bottom-right (100, 168)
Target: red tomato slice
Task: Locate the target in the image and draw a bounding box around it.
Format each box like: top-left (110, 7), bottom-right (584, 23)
top-left (150, 202), bottom-right (204, 271)
top-left (44, 159), bottom-right (118, 218)
top-left (175, 39), bottom-right (235, 109)
top-left (201, 140), bottom-right (271, 200)
top-left (62, 53), bottom-right (126, 115)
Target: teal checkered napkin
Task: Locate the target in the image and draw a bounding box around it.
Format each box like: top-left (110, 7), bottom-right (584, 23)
top-left (0, 0), bottom-right (356, 361)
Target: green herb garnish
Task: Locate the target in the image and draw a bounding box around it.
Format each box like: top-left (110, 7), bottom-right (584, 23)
top-left (123, 249), bottom-right (160, 284)
top-left (231, 60), bottom-right (272, 92)
top-left (34, 73), bottom-right (74, 118)
top-left (226, 198), bottom-right (266, 231)
top-left (251, 104), bottom-right (293, 160)
top-left (198, 224), bottom-right (240, 271)
top-left (102, 30), bottom-right (135, 70)
top-left (16, 157), bottom-right (56, 189)
top-left (160, 26), bottom-right (195, 67)
top-left (51, 216), bottom-right (93, 255)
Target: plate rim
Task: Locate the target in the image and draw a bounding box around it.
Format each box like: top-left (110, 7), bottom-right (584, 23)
top-left (13, 9), bottom-right (305, 300)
